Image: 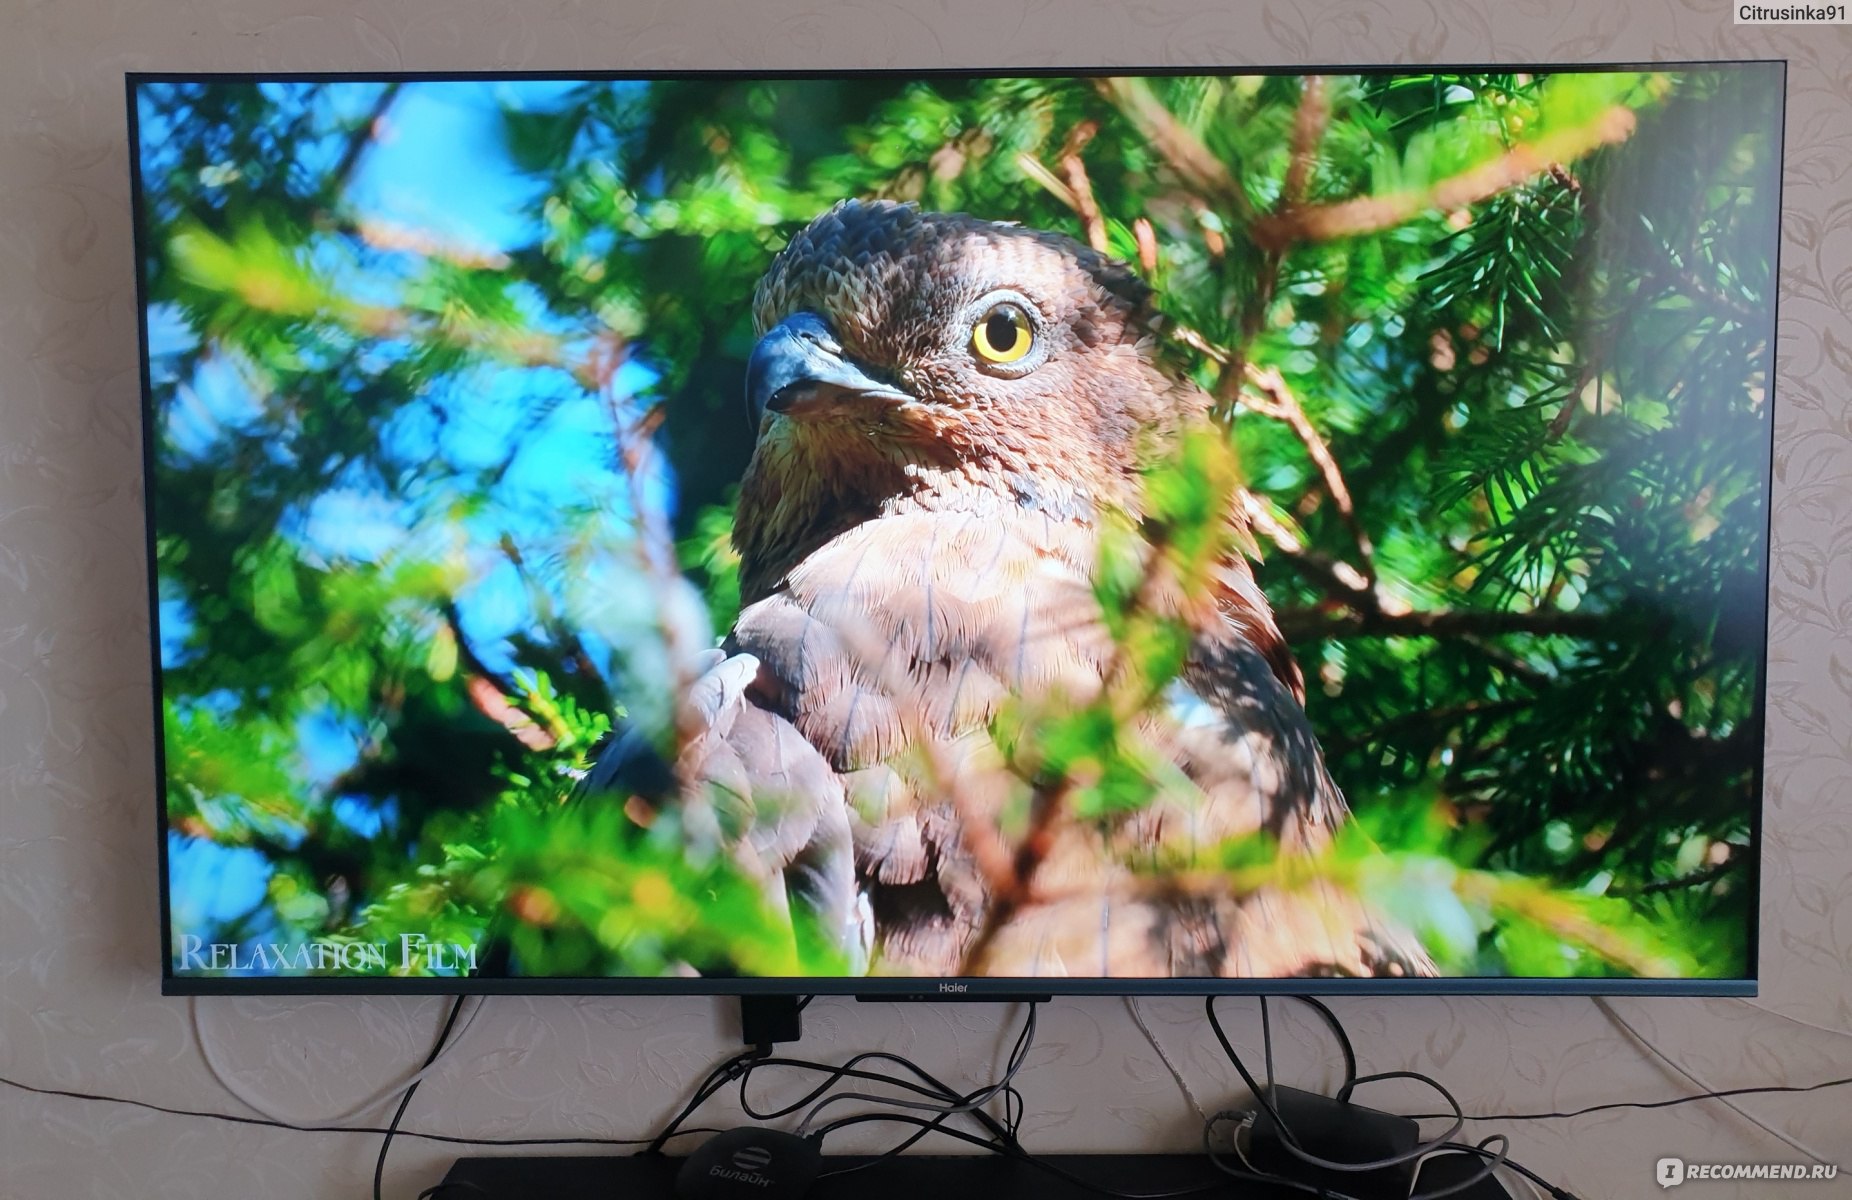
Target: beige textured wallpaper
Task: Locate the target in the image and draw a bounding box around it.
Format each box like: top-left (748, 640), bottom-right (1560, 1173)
top-left (2, 3), bottom-right (1848, 1198)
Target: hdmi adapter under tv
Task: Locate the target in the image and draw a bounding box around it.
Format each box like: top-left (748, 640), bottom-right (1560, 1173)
top-left (1245, 1084), bottom-right (1421, 1200)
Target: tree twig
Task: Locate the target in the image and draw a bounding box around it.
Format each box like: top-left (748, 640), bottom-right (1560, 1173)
top-left (1239, 491), bottom-right (1375, 600)
top-left (348, 216), bottom-right (512, 271)
top-left (1613, 859), bottom-right (1740, 897)
top-left (1323, 697), bottom-right (1531, 756)
top-left (1057, 120), bottom-right (1107, 254)
top-left (1092, 77), bottom-right (1251, 221)
top-left (1133, 218), bottom-right (1159, 274)
top-left (1281, 76), bottom-right (1330, 208)
top-left (1215, 76), bottom-right (1333, 412)
top-left (1251, 105), bottom-right (1640, 252)
top-left (497, 533), bottom-right (608, 694)
top-left (439, 603), bottom-right (559, 751)
top-left (957, 515), bottom-right (1196, 975)
top-left (1241, 364), bottom-right (1376, 589)
top-left (606, 397), bottom-right (708, 772)
top-left (327, 82), bottom-right (401, 198)
top-left (1276, 605), bottom-right (1611, 641)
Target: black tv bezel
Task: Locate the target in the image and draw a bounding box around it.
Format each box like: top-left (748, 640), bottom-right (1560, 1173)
top-left (129, 59), bottom-right (1784, 1000)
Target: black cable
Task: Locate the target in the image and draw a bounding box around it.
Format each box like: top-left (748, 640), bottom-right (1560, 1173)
top-left (791, 1002), bottom-right (1038, 1138)
top-left (1260, 997), bottom-right (1278, 1103)
top-left (815, 1111), bottom-right (1224, 1200)
top-left (416, 1183), bottom-right (491, 1200)
top-left (1207, 997), bottom-right (1538, 1200)
top-left (1400, 1074), bottom-right (1852, 1122)
top-left (15, 1054), bottom-right (1848, 1139)
top-left (731, 1052), bottom-right (1021, 1147)
top-left (375, 995), bottom-right (469, 1200)
top-left (1205, 1105), bottom-right (1522, 1200)
top-left (2, 1075), bottom-right (722, 1146)
top-left (1429, 1141), bottom-right (1583, 1200)
top-left (1201, 1112), bottom-right (1335, 1199)
top-left (1232, 999), bottom-right (1594, 1200)
top-left (643, 1046), bottom-right (766, 1153)
top-left (643, 1004), bottom-right (1037, 1159)
top-left (739, 1054), bottom-right (997, 1125)
top-left (1409, 1135), bottom-right (1512, 1200)
top-left (1207, 995), bottom-right (1467, 1172)
top-left (1284, 996), bottom-right (1358, 1101)
top-left (812, 1104), bottom-right (970, 1181)
top-left (7, 1074), bottom-right (722, 1148)
top-left (736, 1001), bottom-right (1039, 1180)
top-left (749, 1004), bottom-right (1036, 1147)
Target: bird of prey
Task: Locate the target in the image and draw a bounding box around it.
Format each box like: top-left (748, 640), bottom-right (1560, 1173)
top-left (610, 198), bottom-right (1431, 980)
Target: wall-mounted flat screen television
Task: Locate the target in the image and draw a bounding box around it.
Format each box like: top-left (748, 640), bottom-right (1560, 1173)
top-left (131, 63), bottom-right (1782, 995)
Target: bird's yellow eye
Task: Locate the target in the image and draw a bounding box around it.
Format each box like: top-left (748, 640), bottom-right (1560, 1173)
top-left (971, 302), bottom-right (1034, 366)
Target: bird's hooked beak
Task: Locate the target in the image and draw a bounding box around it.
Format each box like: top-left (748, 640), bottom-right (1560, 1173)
top-left (746, 311), bottom-right (911, 428)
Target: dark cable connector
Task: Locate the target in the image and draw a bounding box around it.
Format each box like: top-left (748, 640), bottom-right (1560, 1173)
top-left (739, 994), bottom-right (805, 1050)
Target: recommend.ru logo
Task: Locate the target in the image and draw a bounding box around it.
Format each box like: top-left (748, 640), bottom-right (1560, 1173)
top-left (1656, 1156), bottom-right (1840, 1187)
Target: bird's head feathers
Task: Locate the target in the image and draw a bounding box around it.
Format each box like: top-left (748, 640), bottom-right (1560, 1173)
top-left (737, 200), bottom-right (1204, 596)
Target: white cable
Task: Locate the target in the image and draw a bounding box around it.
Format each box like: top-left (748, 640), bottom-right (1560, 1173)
top-left (1594, 996), bottom-right (1830, 1164)
top-left (1125, 997), bottom-right (1209, 1121)
top-left (1740, 1000), bottom-right (1852, 1040)
top-left (1228, 1111), bottom-right (1263, 1172)
top-left (190, 994), bottom-right (482, 1125)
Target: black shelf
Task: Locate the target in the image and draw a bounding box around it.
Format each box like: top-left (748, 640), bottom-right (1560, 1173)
top-left (437, 1152), bottom-right (1295, 1198)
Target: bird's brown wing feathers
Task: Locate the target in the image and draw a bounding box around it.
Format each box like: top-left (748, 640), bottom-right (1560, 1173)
top-left (670, 649), bottom-right (866, 965)
top-left (703, 506), bottom-right (1433, 978)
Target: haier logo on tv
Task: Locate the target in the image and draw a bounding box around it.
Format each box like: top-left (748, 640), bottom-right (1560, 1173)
top-left (939, 981), bottom-right (968, 993)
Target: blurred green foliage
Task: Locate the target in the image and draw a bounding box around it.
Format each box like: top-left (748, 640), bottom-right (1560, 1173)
top-left (138, 65), bottom-right (1779, 980)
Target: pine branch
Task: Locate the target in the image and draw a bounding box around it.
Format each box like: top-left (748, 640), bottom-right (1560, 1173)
top-left (958, 492), bottom-right (1204, 976)
top-left (1282, 75), bottom-right (1330, 208)
top-left (1324, 697), bottom-right (1531, 755)
top-left (1241, 365), bottom-right (1377, 588)
top-left (439, 603), bottom-right (559, 752)
top-left (1277, 605), bottom-right (1611, 641)
top-left (1092, 76), bottom-right (1252, 221)
top-left (1252, 104), bottom-right (1640, 252)
top-left (606, 398), bottom-right (707, 771)
top-left (327, 82), bottom-right (401, 198)
top-left (1240, 492), bottom-right (1375, 600)
top-left (1614, 859), bottom-right (1740, 897)
top-left (1057, 120), bottom-right (1107, 253)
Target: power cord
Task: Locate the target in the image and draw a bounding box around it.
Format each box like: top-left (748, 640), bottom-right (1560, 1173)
top-left (1124, 998), bottom-right (1209, 1121)
top-left (0, 1073), bottom-right (722, 1147)
top-left (375, 995), bottom-right (469, 1200)
top-left (794, 1003), bottom-right (1037, 1136)
top-left (1741, 1001), bottom-right (1852, 1040)
top-left (1426, 1140), bottom-right (1583, 1200)
top-left (189, 993), bottom-right (485, 1124)
top-left (810, 1111), bottom-right (1223, 1199)
top-left (744, 1050), bottom-right (1026, 1149)
top-left (809, 1005), bottom-right (1036, 1179)
top-left (1398, 1072), bottom-right (1852, 1121)
top-left (1204, 996), bottom-right (1545, 1200)
top-left (16, 990), bottom-right (1852, 1200)
top-left (641, 1002), bottom-right (1038, 1160)
top-left (1593, 995), bottom-right (1831, 1164)
top-left (1206, 996), bottom-right (1468, 1173)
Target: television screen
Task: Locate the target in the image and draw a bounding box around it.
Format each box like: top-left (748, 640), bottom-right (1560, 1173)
top-left (133, 64), bottom-right (1782, 994)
